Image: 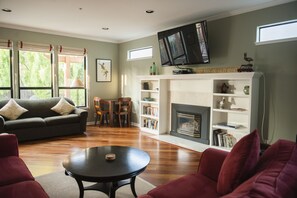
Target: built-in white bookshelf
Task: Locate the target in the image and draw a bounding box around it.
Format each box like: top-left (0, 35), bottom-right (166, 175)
top-left (139, 78), bottom-right (168, 134)
top-left (138, 72), bottom-right (261, 150)
top-left (211, 75), bottom-right (261, 149)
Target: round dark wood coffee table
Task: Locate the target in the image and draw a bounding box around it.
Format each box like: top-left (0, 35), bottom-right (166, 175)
top-left (62, 146), bottom-right (150, 198)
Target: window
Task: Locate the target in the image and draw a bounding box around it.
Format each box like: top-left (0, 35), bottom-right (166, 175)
top-left (18, 42), bottom-right (53, 99)
top-left (58, 46), bottom-right (87, 107)
top-left (0, 40), bottom-right (12, 100)
top-left (256, 19), bottom-right (297, 44)
top-left (127, 46), bottom-right (152, 60)
top-left (1, 40), bottom-right (88, 106)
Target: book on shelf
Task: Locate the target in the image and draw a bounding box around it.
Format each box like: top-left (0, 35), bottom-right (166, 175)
top-left (143, 118), bottom-right (158, 130)
top-left (213, 129), bottom-right (237, 148)
top-left (213, 129), bottom-right (222, 146)
top-left (142, 105), bottom-right (158, 117)
top-left (225, 134), bottom-right (237, 148)
top-left (218, 132), bottom-right (226, 147)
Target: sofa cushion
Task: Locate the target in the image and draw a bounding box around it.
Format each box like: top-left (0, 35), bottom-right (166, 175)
top-left (4, 118), bottom-right (46, 130)
top-left (44, 114), bottom-right (80, 126)
top-left (221, 139), bottom-right (297, 198)
top-left (217, 129), bottom-right (260, 195)
top-left (146, 173), bottom-right (220, 198)
top-left (0, 181), bottom-right (49, 198)
top-left (0, 99), bottom-right (28, 120)
top-left (51, 97), bottom-right (75, 115)
top-left (0, 156), bottom-right (34, 186)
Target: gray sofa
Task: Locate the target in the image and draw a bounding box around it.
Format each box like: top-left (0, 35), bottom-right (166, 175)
top-left (0, 97), bottom-right (88, 142)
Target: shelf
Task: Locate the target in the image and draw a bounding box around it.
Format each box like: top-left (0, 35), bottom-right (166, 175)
top-left (212, 124), bottom-right (248, 133)
top-left (139, 78), bottom-right (168, 134)
top-left (141, 89), bottom-right (159, 93)
top-left (213, 93), bottom-right (249, 97)
top-left (141, 114), bottom-right (159, 120)
top-left (213, 108), bottom-right (249, 114)
top-left (211, 76), bottom-right (256, 149)
top-left (140, 101), bottom-right (158, 105)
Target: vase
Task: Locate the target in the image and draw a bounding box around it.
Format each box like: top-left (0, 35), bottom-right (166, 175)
top-left (243, 85), bottom-right (250, 95)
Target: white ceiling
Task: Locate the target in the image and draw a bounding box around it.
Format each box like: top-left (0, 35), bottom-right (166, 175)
top-left (0, 0), bottom-right (294, 43)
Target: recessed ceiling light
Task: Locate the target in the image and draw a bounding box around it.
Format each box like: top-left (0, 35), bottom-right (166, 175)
top-left (2, 8), bottom-right (12, 13)
top-left (146, 10), bottom-right (154, 14)
top-left (102, 27), bottom-right (109, 30)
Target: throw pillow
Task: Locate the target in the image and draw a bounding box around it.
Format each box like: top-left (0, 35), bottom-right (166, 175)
top-left (51, 97), bottom-right (75, 115)
top-left (217, 129), bottom-right (260, 195)
top-left (0, 99), bottom-right (28, 120)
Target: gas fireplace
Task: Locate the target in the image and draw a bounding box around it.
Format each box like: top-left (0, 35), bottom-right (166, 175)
top-left (171, 103), bottom-right (210, 144)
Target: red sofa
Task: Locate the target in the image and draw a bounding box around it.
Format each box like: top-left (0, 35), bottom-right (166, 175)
top-left (139, 130), bottom-right (297, 198)
top-left (0, 134), bottom-right (48, 198)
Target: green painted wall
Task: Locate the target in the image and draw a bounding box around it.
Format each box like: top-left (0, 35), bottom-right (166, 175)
top-left (119, 1), bottom-right (297, 143)
top-left (1, 2), bottom-right (296, 143)
top-left (0, 27), bottom-right (119, 122)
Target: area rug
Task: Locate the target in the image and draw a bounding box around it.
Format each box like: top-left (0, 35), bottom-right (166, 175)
top-left (36, 171), bottom-right (155, 198)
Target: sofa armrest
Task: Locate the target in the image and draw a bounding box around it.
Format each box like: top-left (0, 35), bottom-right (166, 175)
top-left (0, 134), bottom-right (19, 157)
top-left (0, 115), bottom-right (5, 132)
top-left (73, 107), bottom-right (88, 116)
top-left (73, 108), bottom-right (88, 132)
top-left (197, 148), bottom-right (228, 182)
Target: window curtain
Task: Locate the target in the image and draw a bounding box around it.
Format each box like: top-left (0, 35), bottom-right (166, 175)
top-left (58, 45), bottom-right (87, 56)
top-left (18, 41), bottom-right (53, 52)
top-left (0, 39), bottom-right (12, 49)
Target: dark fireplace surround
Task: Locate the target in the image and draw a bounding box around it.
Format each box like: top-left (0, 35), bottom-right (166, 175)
top-left (171, 103), bottom-right (210, 145)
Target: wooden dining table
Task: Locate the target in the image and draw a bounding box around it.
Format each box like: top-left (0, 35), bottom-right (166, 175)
top-left (104, 99), bottom-right (118, 127)
top-left (103, 98), bottom-right (132, 127)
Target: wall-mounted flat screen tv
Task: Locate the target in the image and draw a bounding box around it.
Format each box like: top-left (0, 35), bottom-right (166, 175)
top-left (157, 20), bottom-right (210, 66)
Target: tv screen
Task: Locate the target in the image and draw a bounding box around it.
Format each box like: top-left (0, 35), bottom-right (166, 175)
top-left (157, 20), bottom-right (210, 66)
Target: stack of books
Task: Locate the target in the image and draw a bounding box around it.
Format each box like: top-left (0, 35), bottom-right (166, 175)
top-left (213, 129), bottom-right (237, 148)
top-left (143, 105), bottom-right (158, 117)
top-left (143, 118), bottom-right (158, 130)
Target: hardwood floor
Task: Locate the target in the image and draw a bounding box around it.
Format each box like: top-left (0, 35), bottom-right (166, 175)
top-left (18, 126), bottom-right (202, 186)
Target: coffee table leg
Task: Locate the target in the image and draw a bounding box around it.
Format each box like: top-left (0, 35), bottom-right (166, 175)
top-left (74, 178), bottom-right (84, 198)
top-left (109, 182), bottom-right (117, 198)
top-left (130, 176), bottom-right (137, 197)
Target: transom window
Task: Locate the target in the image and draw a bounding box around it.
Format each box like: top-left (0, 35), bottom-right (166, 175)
top-left (127, 46), bottom-right (153, 60)
top-left (256, 19), bottom-right (297, 44)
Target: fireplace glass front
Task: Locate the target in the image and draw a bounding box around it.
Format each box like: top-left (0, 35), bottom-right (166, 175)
top-left (177, 113), bottom-right (201, 138)
top-left (171, 103), bottom-right (210, 145)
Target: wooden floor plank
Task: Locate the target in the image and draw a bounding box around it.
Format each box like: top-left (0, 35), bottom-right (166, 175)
top-left (18, 126), bottom-right (202, 186)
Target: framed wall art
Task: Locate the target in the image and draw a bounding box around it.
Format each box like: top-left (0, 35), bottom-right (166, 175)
top-left (96, 59), bottom-right (112, 82)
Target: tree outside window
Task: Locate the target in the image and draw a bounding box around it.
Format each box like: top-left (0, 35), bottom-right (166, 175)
top-left (0, 48), bottom-right (12, 99)
top-left (19, 50), bottom-right (52, 99)
top-left (58, 54), bottom-right (86, 106)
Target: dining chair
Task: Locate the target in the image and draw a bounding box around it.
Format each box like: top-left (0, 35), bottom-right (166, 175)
top-left (94, 97), bottom-right (111, 127)
top-left (114, 97), bottom-right (132, 127)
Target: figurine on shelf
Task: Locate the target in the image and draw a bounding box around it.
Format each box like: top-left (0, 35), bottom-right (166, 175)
top-left (238, 52), bottom-right (254, 72)
top-left (221, 83), bottom-right (229, 93)
top-left (219, 97), bottom-right (226, 109)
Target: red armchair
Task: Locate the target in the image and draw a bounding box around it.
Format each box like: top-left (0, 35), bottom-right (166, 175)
top-left (139, 130), bottom-right (297, 198)
top-left (0, 134), bottom-right (48, 198)
top-left (139, 148), bottom-right (228, 198)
